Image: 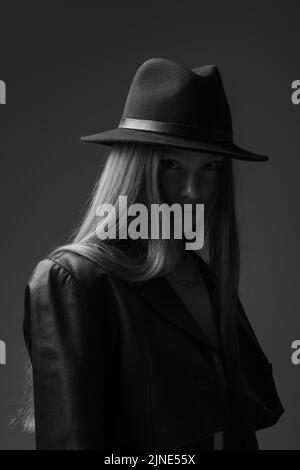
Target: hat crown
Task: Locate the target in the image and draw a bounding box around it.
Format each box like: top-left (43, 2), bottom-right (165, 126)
top-left (121, 58), bottom-right (233, 136)
top-left (81, 57), bottom-right (269, 162)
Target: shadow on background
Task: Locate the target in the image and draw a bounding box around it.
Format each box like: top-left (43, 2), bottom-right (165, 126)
top-left (0, 1), bottom-right (299, 450)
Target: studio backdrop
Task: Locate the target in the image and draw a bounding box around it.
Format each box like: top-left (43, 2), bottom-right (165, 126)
top-left (0, 2), bottom-right (299, 450)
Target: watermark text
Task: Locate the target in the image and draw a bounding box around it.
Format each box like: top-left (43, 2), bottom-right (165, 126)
top-left (0, 80), bottom-right (6, 104)
top-left (0, 340), bottom-right (6, 365)
top-left (95, 196), bottom-right (205, 250)
top-left (291, 340), bottom-right (300, 365)
top-left (291, 80), bottom-right (300, 105)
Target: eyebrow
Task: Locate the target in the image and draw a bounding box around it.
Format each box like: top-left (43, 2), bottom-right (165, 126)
top-left (198, 156), bottom-right (224, 163)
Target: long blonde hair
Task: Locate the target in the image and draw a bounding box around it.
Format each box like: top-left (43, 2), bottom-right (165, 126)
top-left (47, 142), bottom-right (210, 279)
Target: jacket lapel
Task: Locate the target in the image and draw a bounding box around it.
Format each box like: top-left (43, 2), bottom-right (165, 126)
top-left (124, 255), bottom-right (266, 359)
top-left (137, 272), bottom-right (217, 349)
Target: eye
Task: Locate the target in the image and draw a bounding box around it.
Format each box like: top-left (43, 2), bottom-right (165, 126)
top-left (161, 158), bottom-right (181, 170)
top-left (202, 160), bottom-right (222, 171)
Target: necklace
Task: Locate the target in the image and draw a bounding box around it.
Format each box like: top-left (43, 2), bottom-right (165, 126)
top-left (169, 252), bottom-right (202, 287)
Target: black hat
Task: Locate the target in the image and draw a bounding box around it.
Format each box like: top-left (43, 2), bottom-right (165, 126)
top-left (81, 58), bottom-right (269, 162)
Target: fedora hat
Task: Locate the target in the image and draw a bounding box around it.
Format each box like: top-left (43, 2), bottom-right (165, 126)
top-left (81, 58), bottom-right (269, 162)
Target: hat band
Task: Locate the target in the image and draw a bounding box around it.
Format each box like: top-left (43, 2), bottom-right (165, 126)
top-left (118, 118), bottom-right (233, 142)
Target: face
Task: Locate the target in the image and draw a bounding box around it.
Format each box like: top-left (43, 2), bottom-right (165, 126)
top-left (158, 147), bottom-right (224, 238)
top-left (160, 147), bottom-right (224, 207)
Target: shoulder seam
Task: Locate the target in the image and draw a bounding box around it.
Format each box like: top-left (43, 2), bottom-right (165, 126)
top-left (45, 257), bottom-right (81, 288)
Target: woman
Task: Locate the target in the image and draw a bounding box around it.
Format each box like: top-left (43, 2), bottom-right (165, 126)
top-left (23, 58), bottom-right (284, 450)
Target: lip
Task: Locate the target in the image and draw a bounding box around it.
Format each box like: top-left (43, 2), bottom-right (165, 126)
top-left (181, 202), bottom-right (203, 207)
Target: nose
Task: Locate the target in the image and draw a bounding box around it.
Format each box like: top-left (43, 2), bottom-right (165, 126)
top-left (179, 172), bottom-right (202, 201)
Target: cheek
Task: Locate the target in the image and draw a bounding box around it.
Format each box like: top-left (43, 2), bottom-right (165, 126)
top-left (200, 173), bottom-right (219, 202)
top-left (159, 172), bottom-right (179, 202)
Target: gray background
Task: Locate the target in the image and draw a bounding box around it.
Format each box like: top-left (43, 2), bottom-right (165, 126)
top-left (0, 1), bottom-right (299, 450)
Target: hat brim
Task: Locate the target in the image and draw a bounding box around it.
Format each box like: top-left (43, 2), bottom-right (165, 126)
top-left (80, 128), bottom-right (269, 162)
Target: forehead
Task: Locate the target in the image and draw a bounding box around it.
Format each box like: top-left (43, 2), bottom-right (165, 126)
top-left (162, 146), bottom-right (224, 163)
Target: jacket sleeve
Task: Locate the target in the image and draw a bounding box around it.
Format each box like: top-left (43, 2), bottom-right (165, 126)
top-left (23, 257), bottom-right (117, 450)
top-left (235, 296), bottom-right (285, 431)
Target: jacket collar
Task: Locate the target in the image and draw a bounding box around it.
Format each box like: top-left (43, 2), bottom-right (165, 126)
top-left (122, 256), bottom-right (262, 356)
top-left (124, 256), bottom-right (220, 351)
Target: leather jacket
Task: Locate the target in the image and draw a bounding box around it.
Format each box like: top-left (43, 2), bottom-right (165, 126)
top-left (23, 250), bottom-right (284, 450)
